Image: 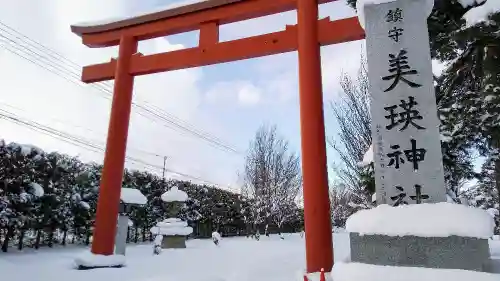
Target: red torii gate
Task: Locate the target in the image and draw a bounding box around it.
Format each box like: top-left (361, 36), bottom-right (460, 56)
top-left (71, 0), bottom-right (364, 273)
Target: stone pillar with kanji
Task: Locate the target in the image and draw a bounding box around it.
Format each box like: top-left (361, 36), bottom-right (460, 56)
top-left (344, 0), bottom-right (495, 274)
top-left (363, 0), bottom-right (446, 206)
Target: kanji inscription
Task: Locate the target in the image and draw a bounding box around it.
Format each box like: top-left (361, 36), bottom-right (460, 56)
top-left (384, 96), bottom-right (425, 131)
top-left (382, 50), bottom-right (422, 92)
top-left (390, 184), bottom-right (430, 206)
top-left (385, 8), bottom-right (403, 22)
top-left (386, 139), bottom-right (427, 170)
top-left (364, 0), bottom-right (446, 204)
top-left (388, 27), bottom-right (404, 42)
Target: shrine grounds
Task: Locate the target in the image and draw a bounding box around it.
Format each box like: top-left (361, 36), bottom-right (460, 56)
top-left (0, 232), bottom-right (498, 281)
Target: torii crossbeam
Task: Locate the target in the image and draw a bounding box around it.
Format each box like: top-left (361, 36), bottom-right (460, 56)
top-left (71, 0), bottom-right (364, 273)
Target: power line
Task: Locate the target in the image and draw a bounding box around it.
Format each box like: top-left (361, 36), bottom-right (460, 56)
top-left (0, 100), bottom-right (223, 180)
top-left (0, 108), bottom-right (222, 186)
top-left (0, 29), bottom-right (239, 153)
top-left (0, 101), bottom-right (165, 159)
top-left (0, 110), bottom-right (220, 186)
top-left (0, 20), bottom-right (242, 155)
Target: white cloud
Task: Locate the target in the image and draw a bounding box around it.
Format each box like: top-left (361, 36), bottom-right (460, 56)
top-left (237, 83), bottom-right (261, 106)
top-left (229, 39), bottom-right (364, 105)
top-left (0, 0), bottom-right (242, 188)
top-left (0, 0), bottom-right (364, 190)
top-left (206, 80), bottom-right (262, 106)
top-left (321, 41), bottom-right (365, 98)
top-left (219, 1), bottom-right (364, 103)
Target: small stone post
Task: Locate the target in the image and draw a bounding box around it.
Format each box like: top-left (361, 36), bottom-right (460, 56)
top-left (114, 187), bottom-right (147, 255)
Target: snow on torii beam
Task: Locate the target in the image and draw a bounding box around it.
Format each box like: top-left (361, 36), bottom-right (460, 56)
top-left (71, 0), bottom-right (365, 273)
top-left (74, 0), bottom-right (346, 46)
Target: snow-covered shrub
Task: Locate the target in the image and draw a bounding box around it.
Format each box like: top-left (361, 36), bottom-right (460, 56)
top-left (212, 231), bottom-right (221, 246)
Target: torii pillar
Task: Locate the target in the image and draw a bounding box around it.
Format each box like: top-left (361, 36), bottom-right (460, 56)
top-left (70, 0), bottom-right (365, 273)
top-left (297, 0), bottom-right (334, 272)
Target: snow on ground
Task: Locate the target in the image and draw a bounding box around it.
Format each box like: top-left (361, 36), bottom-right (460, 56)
top-left (0, 233), bottom-right (344, 281)
top-left (74, 253), bottom-right (125, 268)
top-left (0, 233), bottom-right (497, 281)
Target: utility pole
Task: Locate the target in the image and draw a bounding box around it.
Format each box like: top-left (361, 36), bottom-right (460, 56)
top-left (162, 156), bottom-right (168, 180)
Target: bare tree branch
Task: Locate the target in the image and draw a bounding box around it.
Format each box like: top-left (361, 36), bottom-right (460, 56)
top-left (329, 56), bottom-right (374, 199)
top-left (242, 124), bottom-right (302, 234)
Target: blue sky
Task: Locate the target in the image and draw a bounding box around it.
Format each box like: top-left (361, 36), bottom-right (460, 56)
top-left (0, 0), bottom-right (365, 191)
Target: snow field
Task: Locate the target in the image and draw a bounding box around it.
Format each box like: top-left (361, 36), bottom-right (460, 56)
top-left (0, 233), bottom-right (348, 281)
top-left (0, 232), bottom-right (498, 281)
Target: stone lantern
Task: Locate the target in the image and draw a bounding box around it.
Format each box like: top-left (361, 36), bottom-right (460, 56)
top-left (150, 186), bottom-right (193, 248)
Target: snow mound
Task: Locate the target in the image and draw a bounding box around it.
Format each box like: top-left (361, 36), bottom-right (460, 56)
top-left (463, 0), bottom-right (500, 27)
top-left (458, 0), bottom-right (486, 8)
top-left (154, 234), bottom-right (163, 245)
top-left (8, 142), bottom-right (44, 156)
top-left (161, 186), bottom-right (188, 202)
top-left (80, 201), bottom-right (90, 210)
top-left (330, 262), bottom-right (499, 281)
top-left (358, 144), bottom-right (373, 166)
top-left (120, 188), bottom-right (147, 205)
top-left (356, 0), bottom-right (434, 30)
top-left (346, 203), bottom-right (495, 238)
top-left (74, 252), bottom-right (125, 268)
top-left (212, 231), bottom-right (222, 241)
top-left (487, 208), bottom-right (499, 218)
top-left (29, 183), bottom-right (44, 197)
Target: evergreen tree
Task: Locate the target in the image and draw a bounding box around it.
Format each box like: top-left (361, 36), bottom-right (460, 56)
top-left (0, 137), bottom-right (302, 251)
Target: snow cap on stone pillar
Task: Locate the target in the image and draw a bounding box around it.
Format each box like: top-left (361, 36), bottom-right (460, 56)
top-left (119, 187), bottom-right (147, 213)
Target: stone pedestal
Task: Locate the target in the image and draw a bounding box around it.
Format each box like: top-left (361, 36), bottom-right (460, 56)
top-left (161, 235), bottom-right (187, 249)
top-left (350, 233), bottom-right (492, 272)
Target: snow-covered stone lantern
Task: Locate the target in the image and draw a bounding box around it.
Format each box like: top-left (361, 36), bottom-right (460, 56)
top-left (150, 186), bottom-right (193, 248)
top-left (115, 187), bottom-right (147, 255)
